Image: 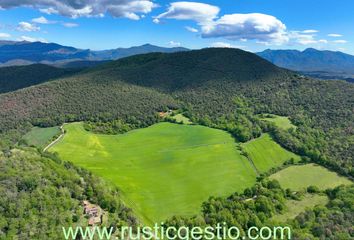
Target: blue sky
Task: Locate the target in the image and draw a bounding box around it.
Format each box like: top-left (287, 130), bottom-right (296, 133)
top-left (0, 0), bottom-right (353, 54)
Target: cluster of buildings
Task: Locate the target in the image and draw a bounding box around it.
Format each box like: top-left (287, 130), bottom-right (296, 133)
top-left (83, 200), bottom-right (103, 226)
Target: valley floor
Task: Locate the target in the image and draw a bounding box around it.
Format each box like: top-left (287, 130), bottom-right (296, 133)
top-left (49, 122), bottom-right (257, 224)
top-left (40, 120), bottom-right (352, 225)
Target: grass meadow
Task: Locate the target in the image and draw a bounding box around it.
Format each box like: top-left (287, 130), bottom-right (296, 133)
top-left (270, 164), bottom-right (352, 191)
top-left (50, 122), bottom-right (257, 224)
top-left (261, 115), bottom-right (296, 130)
top-left (172, 114), bottom-right (192, 124)
top-left (242, 134), bottom-right (301, 173)
top-left (22, 126), bottom-right (61, 149)
top-left (273, 194), bottom-right (328, 222)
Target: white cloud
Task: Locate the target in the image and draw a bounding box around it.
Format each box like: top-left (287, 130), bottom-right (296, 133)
top-left (318, 39), bottom-right (328, 44)
top-left (333, 40), bottom-right (348, 44)
top-left (18, 35), bottom-right (48, 43)
top-left (62, 22), bottom-right (79, 28)
top-left (32, 16), bottom-right (56, 24)
top-left (17, 22), bottom-right (40, 32)
top-left (288, 31), bottom-right (329, 45)
top-left (185, 26), bottom-right (198, 33)
top-left (0, 32), bottom-right (11, 38)
top-left (155, 2), bottom-right (220, 24)
top-left (39, 7), bottom-right (59, 15)
top-left (152, 18), bottom-right (160, 24)
top-left (0, 0), bottom-right (156, 19)
top-left (155, 2), bottom-right (333, 47)
top-left (202, 13), bottom-right (288, 45)
top-left (328, 33), bottom-right (343, 37)
top-left (168, 41), bottom-right (181, 47)
top-left (210, 41), bottom-right (246, 49)
top-left (289, 31), bottom-right (317, 45)
top-left (302, 29), bottom-right (318, 34)
top-left (156, 3), bottom-right (288, 45)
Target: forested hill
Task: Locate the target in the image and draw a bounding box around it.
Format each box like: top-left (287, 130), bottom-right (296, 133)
top-left (0, 48), bottom-right (352, 131)
top-left (0, 64), bottom-right (81, 94)
top-left (95, 48), bottom-right (286, 91)
top-left (0, 48), bottom-right (287, 131)
top-left (0, 48), bottom-right (353, 176)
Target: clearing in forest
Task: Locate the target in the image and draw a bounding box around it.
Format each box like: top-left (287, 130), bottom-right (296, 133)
top-left (49, 122), bottom-right (257, 224)
top-left (261, 114), bottom-right (296, 130)
top-left (270, 164), bottom-right (352, 191)
top-left (22, 126), bottom-right (61, 149)
top-left (242, 134), bottom-right (301, 173)
top-left (172, 114), bottom-right (192, 124)
top-left (273, 194), bottom-right (328, 222)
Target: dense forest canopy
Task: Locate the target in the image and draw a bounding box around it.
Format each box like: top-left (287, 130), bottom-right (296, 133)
top-left (0, 149), bottom-right (136, 239)
top-left (0, 64), bottom-right (81, 94)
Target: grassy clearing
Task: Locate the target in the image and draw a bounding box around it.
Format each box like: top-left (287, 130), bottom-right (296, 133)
top-left (50, 122), bottom-right (256, 224)
top-left (273, 194), bottom-right (328, 222)
top-left (270, 164), bottom-right (352, 191)
top-left (22, 126), bottom-right (61, 149)
top-left (242, 134), bottom-right (301, 173)
top-left (261, 114), bottom-right (296, 130)
top-left (172, 114), bottom-right (192, 124)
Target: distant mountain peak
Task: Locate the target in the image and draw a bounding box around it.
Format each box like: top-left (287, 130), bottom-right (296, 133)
top-left (141, 43), bottom-right (154, 47)
top-left (0, 41), bottom-right (189, 67)
top-left (257, 48), bottom-right (354, 81)
top-left (303, 48), bottom-right (318, 52)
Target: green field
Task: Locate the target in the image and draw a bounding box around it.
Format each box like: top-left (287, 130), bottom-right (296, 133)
top-left (172, 114), bottom-right (192, 124)
top-left (22, 126), bottom-right (61, 149)
top-left (49, 122), bottom-right (257, 224)
top-left (270, 164), bottom-right (352, 191)
top-left (242, 134), bottom-right (301, 173)
top-left (261, 114), bottom-right (296, 130)
top-left (273, 194), bottom-right (328, 222)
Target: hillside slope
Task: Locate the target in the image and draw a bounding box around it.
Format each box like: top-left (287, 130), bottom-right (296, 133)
top-left (0, 48), bottom-right (284, 131)
top-left (0, 48), bottom-right (352, 133)
top-left (95, 48), bottom-right (284, 91)
top-left (0, 149), bottom-right (136, 239)
top-left (0, 64), bottom-right (80, 93)
top-left (90, 49), bottom-right (353, 130)
top-left (0, 71), bottom-right (177, 132)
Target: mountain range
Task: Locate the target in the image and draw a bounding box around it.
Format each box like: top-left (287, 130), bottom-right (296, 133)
top-left (0, 41), bottom-right (188, 67)
top-left (1, 40), bottom-right (354, 82)
top-left (257, 48), bottom-right (354, 82)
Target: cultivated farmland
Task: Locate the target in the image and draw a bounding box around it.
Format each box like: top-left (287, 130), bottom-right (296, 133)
top-left (242, 134), bottom-right (301, 173)
top-left (49, 122), bottom-right (257, 224)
